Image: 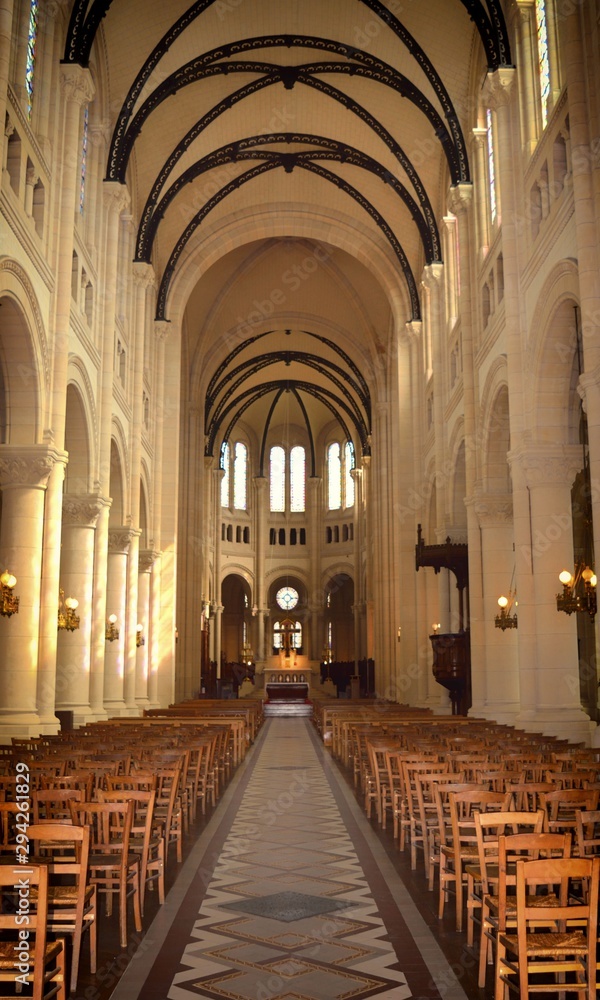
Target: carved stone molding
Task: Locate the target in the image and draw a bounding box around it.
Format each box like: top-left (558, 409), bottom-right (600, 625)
top-left (482, 67), bottom-right (516, 110)
top-left (509, 444), bottom-right (583, 488)
top-left (107, 528), bottom-right (135, 554)
top-left (155, 320), bottom-right (171, 343)
top-left (0, 447), bottom-right (65, 489)
top-left (468, 491), bottom-right (514, 526)
top-left (60, 65), bottom-right (95, 106)
top-left (103, 181), bottom-right (130, 217)
top-left (62, 493), bottom-right (109, 528)
top-left (404, 319), bottom-right (422, 342)
top-left (138, 549), bottom-right (161, 573)
top-left (421, 262), bottom-right (444, 290)
top-left (447, 183), bottom-right (474, 216)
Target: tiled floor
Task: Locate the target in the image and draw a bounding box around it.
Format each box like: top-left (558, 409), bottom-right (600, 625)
top-left (105, 718), bottom-right (478, 1000)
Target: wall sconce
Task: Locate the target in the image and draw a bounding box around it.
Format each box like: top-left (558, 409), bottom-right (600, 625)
top-left (396, 626), bottom-right (402, 642)
top-left (57, 589), bottom-right (80, 631)
top-left (495, 593), bottom-right (518, 630)
top-left (0, 570), bottom-right (19, 617)
top-left (136, 623), bottom-right (145, 647)
top-left (431, 623), bottom-right (441, 634)
top-left (557, 565), bottom-right (597, 620)
top-left (241, 640), bottom-right (254, 666)
top-left (105, 613), bottom-right (119, 641)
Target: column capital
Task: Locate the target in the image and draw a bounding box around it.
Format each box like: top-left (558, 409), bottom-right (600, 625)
top-left (132, 262), bottom-right (156, 290)
top-left (0, 446), bottom-right (67, 489)
top-left (447, 182), bottom-right (474, 215)
top-left (404, 319), bottom-right (422, 342)
top-left (139, 549), bottom-right (161, 573)
top-left (578, 366), bottom-right (600, 409)
top-left (471, 126), bottom-right (489, 149)
top-left (467, 490), bottom-right (513, 526)
top-left (421, 261), bottom-right (444, 290)
top-left (89, 120), bottom-right (112, 149)
top-left (108, 527), bottom-right (135, 553)
top-left (254, 475), bottom-right (268, 491)
top-left (508, 443), bottom-right (583, 487)
top-left (482, 67), bottom-right (516, 110)
top-left (103, 181), bottom-right (130, 216)
top-left (60, 64), bottom-right (95, 106)
top-left (155, 320), bottom-right (170, 342)
top-left (62, 493), bottom-right (109, 527)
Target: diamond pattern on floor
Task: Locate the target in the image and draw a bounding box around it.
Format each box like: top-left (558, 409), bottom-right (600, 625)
top-left (111, 718), bottom-right (469, 1000)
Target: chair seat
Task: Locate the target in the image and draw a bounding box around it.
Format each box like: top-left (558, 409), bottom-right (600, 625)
top-left (89, 852), bottom-right (139, 868)
top-left (31, 883), bottom-right (95, 904)
top-left (500, 930), bottom-right (588, 955)
top-left (487, 892), bottom-right (559, 914)
top-left (0, 938), bottom-right (64, 966)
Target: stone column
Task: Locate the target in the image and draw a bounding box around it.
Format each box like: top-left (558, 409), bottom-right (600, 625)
top-left (103, 528), bottom-right (132, 715)
top-left (147, 551), bottom-right (162, 708)
top-left (123, 527), bottom-right (142, 715)
top-left (0, 447), bottom-right (56, 740)
top-left (470, 491), bottom-right (519, 722)
top-left (511, 444), bottom-right (592, 741)
top-left (56, 494), bottom-right (104, 725)
top-left (254, 476), bottom-right (268, 665)
top-left (0, 0), bottom-right (14, 147)
top-left (512, 2), bottom-right (540, 155)
top-left (471, 128), bottom-right (490, 259)
top-left (350, 467), bottom-right (362, 670)
top-left (422, 263), bottom-right (447, 533)
top-left (136, 550), bottom-right (157, 708)
top-left (563, 7), bottom-right (600, 644)
top-left (307, 475), bottom-right (321, 663)
top-left (212, 468), bottom-right (225, 679)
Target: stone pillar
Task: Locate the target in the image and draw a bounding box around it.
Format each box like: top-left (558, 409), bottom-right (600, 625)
top-left (512, 2), bottom-right (540, 155)
top-left (470, 491), bottom-right (519, 722)
top-left (212, 468), bottom-right (225, 679)
top-left (0, 447), bottom-right (57, 739)
top-left (56, 494), bottom-right (104, 725)
top-left (362, 454), bottom-right (374, 661)
top-left (0, 0), bottom-right (14, 147)
top-left (136, 550), bottom-right (157, 708)
top-left (123, 528), bottom-right (142, 715)
top-left (511, 444), bottom-right (592, 741)
top-left (147, 551), bottom-right (162, 708)
top-left (563, 7), bottom-right (600, 649)
top-left (35, 1), bottom-right (60, 151)
top-left (471, 128), bottom-right (490, 259)
top-left (422, 263), bottom-right (447, 532)
top-left (103, 528), bottom-right (132, 715)
top-left (254, 476), bottom-right (268, 665)
top-left (307, 475), bottom-right (321, 661)
top-left (350, 467), bottom-right (362, 669)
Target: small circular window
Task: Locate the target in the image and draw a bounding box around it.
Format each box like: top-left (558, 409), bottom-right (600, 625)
top-left (276, 586), bottom-right (299, 611)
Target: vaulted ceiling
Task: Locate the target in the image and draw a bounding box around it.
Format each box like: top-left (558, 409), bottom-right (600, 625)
top-left (65, 0), bottom-right (511, 455)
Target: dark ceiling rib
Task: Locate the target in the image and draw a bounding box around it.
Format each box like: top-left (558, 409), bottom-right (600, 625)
top-left (205, 329), bottom-right (371, 426)
top-left (154, 153), bottom-right (421, 322)
top-left (136, 135), bottom-right (439, 265)
top-left (207, 380), bottom-right (368, 458)
top-left (63, 0), bottom-right (111, 67)
top-left (209, 355), bottom-right (368, 446)
top-left (136, 77), bottom-right (438, 263)
top-left (107, 41), bottom-right (465, 182)
top-left (255, 387), bottom-right (317, 478)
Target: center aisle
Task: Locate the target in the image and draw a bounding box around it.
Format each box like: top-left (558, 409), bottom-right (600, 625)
top-left (111, 718), bottom-right (469, 1000)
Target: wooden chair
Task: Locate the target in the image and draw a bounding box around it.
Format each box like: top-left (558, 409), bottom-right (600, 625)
top-left (440, 788), bottom-right (510, 932)
top-left (506, 782), bottom-right (556, 813)
top-left (402, 760), bottom-right (448, 872)
top-left (70, 799), bottom-right (142, 948)
top-left (0, 862), bottom-right (66, 1000)
top-left (27, 821), bottom-right (97, 992)
top-left (497, 855), bottom-right (599, 1000)
top-left (575, 809), bottom-right (600, 858)
top-left (99, 788), bottom-right (164, 914)
top-left (482, 832), bottom-right (572, 996)
top-left (32, 788), bottom-right (84, 823)
top-left (540, 787), bottom-right (599, 836)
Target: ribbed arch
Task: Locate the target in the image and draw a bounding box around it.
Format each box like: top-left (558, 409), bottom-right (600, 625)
top-left (136, 134), bottom-right (440, 265)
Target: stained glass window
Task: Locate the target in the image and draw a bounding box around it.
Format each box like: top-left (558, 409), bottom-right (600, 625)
top-left (233, 441), bottom-right (247, 510)
top-left (270, 446), bottom-right (285, 511)
top-left (290, 445), bottom-right (305, 512)
top-left (26, 0), bottom-right (39, 120)
top-left (328, 442), bottom-right (341, 510)
top-left (80, 107), bottom-right (89, 214)
top-left (486, 109), bottom-right (497, 222)
top-left (536, 0), bottom-right (550, 128)
top-left (344, 441), bottom-right (355, 508)
top-left (220, 441), bottom-right (230, 507)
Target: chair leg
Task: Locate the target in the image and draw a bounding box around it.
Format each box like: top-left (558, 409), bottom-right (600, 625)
top-left (133, 868), bottom-right (142, 934)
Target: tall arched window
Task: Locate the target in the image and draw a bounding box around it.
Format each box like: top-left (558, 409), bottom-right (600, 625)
top-left (327, 441), bottom-right (355, 510)
top-left (269, 445), bottom-right (305, 512)
top-left (270, 446), bottom-right (285, 512)
top-left (220, 439), bottom-right (248, 509)
top-left (290, 446), bottom-right (306, 512)
top-left (536, 0), bottom-right (550, 129)
top-left (80, 107), bottom-right (89, 214)
top-left (220, 441), bottom-right (230, 508)
top-left (327, 443), bottom-right (341, 510)
top-left (486, 108), bottom-right (497, 223)
top-left (25, 0), bottom-right (39, 120)
top-left (233, 441), bottom-right (247, 510)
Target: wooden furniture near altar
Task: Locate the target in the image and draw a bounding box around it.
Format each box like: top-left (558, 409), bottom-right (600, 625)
top-left (416, 524), bottom-right (472, 715)
top-left (265, 682), bottom-right (309, 702)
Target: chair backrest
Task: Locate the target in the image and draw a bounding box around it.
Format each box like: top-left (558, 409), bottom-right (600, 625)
top-left (32, 787), bottom-right (83, 822)
top-left (0, 800), bottom-right (20, 850)
top-left (70, 799), bottom-right (135, 873)
top-left (506, 781), bottom-right (556, 812)
top-left (514, 855), bottom-right (599, 961)
top-left (448, 789), bottom-right (511, 853)
top-left (540, 787), bottom-right (599, 829)
top-left (0, 862), bottom-right (53, 1000)
top-left (576, 809), bottom-right (600, 857)
top-left (474, 810), bottom-right (545, 895)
